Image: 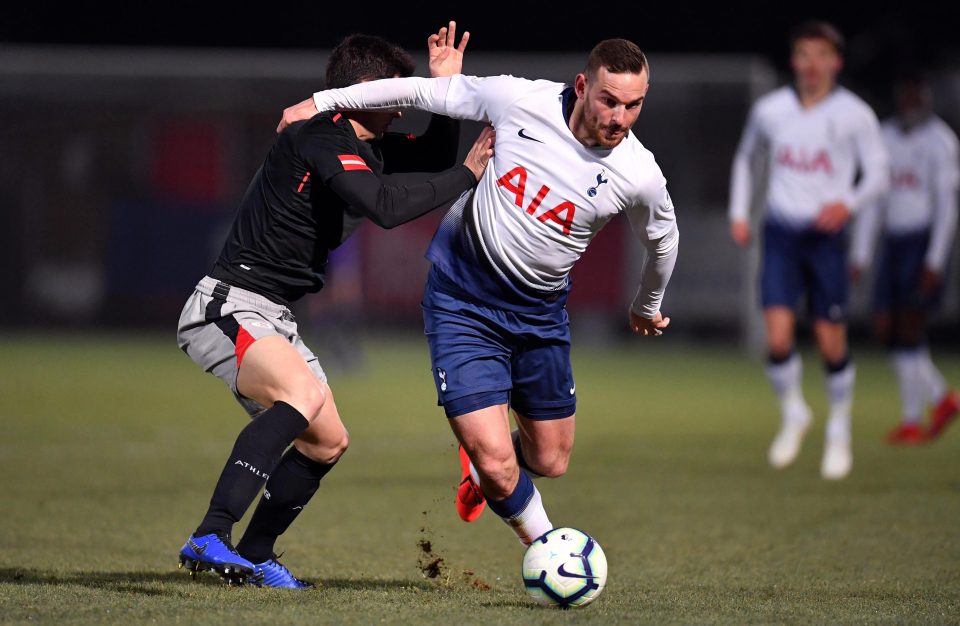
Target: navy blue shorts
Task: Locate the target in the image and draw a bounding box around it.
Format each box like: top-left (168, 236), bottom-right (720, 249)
top-left (761, 220), bottom-right (849, 321)
top-left (873, 231), bottom-right (942, 312)
top-left (421, 269), bottom-right (576, 420)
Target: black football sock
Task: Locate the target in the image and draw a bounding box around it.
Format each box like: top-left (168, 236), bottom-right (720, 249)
top-left (236, 446), bottom-right (337, 563)
top-left (195, 401), bottom-right (309, 538)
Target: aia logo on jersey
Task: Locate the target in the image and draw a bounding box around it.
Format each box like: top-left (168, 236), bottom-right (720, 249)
top-left (587, 170), bottom-right (608, 197)
top-left (775, 146), bottom-right (833, 174)
top-left (497, 165), bottom-right (576, 235)
top-left (891, 168), bottom-right (920, 189)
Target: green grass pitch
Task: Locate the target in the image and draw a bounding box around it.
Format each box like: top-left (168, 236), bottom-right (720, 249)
top-left (0, 333), bottom-right (958, 624)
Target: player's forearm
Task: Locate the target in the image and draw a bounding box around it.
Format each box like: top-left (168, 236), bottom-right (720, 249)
top-left (847, 168), bottom-right (890, 215)
top-left (335, 165), bottom-right (476, 229)
top-left (924, 185), bottom-right (958, 271)
top-left (849, 201), bottom-right (880, 269)
top-left (728, 153), bottom-right (754, 222)
top-left (631, 225), bottom-right (679, 318)
top-left (846, 137), bottom-right (890, 213)
top-left (313, 77), bottom-right (454, 118)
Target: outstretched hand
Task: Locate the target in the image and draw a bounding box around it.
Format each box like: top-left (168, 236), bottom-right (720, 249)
top-left (277, 97), bottom-right (319, 133)
top-left (630, 309), bottom-right (670, 337)
top-left (428, 20), bottom-right (470, 78)
top-left (463, 126), bottom-right (495, 181)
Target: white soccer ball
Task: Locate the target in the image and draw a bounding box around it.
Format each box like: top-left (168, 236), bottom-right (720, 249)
top-left (521, 527), bottom-right (607, 608)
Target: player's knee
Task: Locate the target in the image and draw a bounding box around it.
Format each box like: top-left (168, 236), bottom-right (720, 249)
top-left (767, 340), bottom-right (793, 361)
top-left (526, 447), bottom-right (571, 478)
top-left (474, 448), bottom-right (519, 499)
top-left (296, 426), bottom-right (348, 464)
top-left (315, 427), bottom-right (349, 463)
top-left (285, 380), bottom-right (327, 422)
top-left (329, 427), bottom-right (349, 461)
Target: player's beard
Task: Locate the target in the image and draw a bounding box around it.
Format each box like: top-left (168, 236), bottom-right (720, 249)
top-left (583, 102), bottom-right (627, 148)
top-left (588, 118), bottom-right (627, 148)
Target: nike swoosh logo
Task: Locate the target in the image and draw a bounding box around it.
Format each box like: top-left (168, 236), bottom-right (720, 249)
top-left (556, 563), bottom-right (597, 579)
top-left (518, 128), bottom-right (544, 143)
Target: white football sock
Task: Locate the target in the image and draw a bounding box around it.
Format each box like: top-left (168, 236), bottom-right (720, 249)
top-left (891, 350), bottom-right (924, 424)
top-left (765, 352), bottom-right (808, 424)
top-left (825, 362), bottom-right (856, 443)
top-left (503, 485), bottom-right (552, 546)
top-left (917, 345), bottom-right (948, 404)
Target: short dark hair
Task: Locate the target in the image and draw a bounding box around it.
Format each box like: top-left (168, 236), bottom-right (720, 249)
top-left (584, 39), bottom-right (649, 79)
top-left (790, 20), bottom-right (845, 55)
top-left (325, 34), bottom-right (416, 89)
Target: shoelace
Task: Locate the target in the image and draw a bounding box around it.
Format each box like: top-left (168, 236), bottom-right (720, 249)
top-left (265, 554), bottom-right (305, 583)
top-left (214, 532), bottom-right (243, 556)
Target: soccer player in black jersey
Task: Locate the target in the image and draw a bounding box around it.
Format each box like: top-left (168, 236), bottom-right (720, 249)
top-left (175, 22), bottom-right (491, 587)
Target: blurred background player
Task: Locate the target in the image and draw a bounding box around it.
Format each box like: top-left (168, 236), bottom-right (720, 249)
top-left (728, 21), bottom-right (888, 479)
top-left (176, 24), bottom-right (493, 587)
top-left (850, 70), bottom-right (960, 444)
top-left (280, 38), bottom-right (677, 546)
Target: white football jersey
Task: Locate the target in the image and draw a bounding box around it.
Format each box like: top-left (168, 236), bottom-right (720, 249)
top-left (729, 85), bottom-right (889, 228)
top-left (851, 115), bottom-right (959, 270)
top-left (312, 75), bottom-right (678, 317)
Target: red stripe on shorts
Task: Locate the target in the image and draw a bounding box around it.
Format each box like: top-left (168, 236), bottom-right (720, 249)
top-left (235, 326), bottom-right (257, 366)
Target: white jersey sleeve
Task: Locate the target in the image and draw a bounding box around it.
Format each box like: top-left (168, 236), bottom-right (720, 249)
top-left (844, 109), bottom-right (890, 214)
top-left (926, 127), bottom-right (960, 271)
top-left (728, 104), bottom-right (766, 223)
top-left (311, 75), bottom-right (535, 125)
top-left (850, 198), bottom-right (882, 269)
top-left (625, 174), bottom-right (679, 318)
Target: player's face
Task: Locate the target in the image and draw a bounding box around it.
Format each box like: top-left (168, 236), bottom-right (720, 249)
top-left (354, 110), bottom-right (402, 138)
top-left (576, 67), bottom-right (648, 148)
top-left (791, 38), bottom-right (842, 93)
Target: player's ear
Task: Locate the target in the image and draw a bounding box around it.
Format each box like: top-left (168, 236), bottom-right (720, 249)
top-left (574, 73), bottom-right (587, 98)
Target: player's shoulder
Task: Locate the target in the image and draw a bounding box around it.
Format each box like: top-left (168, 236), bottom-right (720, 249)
top-left (294, 111), bottom-right (352, 136)
top-left (287, 112), bottom-right (357, 151)
top-left (617, 135), bottom-right (666, 192)
top-left (831, 86), bottom-right (878, 119)
top-left (753, 86), bottom-right (794, 111)
top-left (926, 116), bottom-right (960, 154)
top-left (468, 74), bottom-right (564, 101)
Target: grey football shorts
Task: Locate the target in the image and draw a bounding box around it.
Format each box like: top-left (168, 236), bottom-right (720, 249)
top-left (176, 276), bottom-right (327, 418)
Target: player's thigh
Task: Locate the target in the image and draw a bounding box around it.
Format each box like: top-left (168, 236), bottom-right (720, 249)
top-left (237, 336), bottom-right (327, 420)
top-left (294, 382), bottom-right (348, 464)
top-left (510, 332), bottom-right (576, 422)
top-left (805, 230), bottom-right (849, 323)
top-left (422, 285), bottom-right (513, 411)
top-left (177, 288), bottom-right (314, 417)
top-left (760, 221), bottom-right (803, 312)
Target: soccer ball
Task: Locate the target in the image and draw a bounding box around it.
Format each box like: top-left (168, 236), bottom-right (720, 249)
top-left (521, 527), bottom-right (607, 608)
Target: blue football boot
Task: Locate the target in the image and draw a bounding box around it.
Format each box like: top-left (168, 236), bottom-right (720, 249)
top-left (178, 533), bottom-right (257, 585)
top-left (252, 554), bottom-right (313, 589)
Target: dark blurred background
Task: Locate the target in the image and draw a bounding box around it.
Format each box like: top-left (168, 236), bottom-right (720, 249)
top-left (2, 1), bottom-right (958, 351)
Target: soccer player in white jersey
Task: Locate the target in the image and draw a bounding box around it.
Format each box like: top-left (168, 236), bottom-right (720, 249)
top-left (728, 21), bottom-right (888, 479)
top-left (279, 38), bottom-right (677, 545)
top-left (851, 71), bottom-right (960, 444)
